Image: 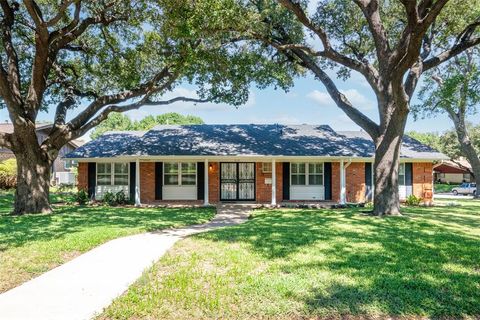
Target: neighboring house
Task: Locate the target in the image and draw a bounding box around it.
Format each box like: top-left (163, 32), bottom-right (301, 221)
top-left (65, 124), bottom-right (446, 205)
top-left (434, 159), bottom-right (473, 184)
top-left (0, 123), bottom-right (84, 185)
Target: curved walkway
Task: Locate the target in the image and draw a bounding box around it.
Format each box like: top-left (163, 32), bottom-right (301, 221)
top-left (0, 205), bottom-right (251, 320)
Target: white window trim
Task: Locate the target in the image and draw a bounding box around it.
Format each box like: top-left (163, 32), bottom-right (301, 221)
top-left (163, 162), bottom-right (197, 186)
top-left (96, 162), bottom-right (130, 186)
top-left (290, 162), bottom-right (324, 186)
top-left (398, 163), bottom-right (406, 186)
top-left (261, 162), bottom-right (272, 173)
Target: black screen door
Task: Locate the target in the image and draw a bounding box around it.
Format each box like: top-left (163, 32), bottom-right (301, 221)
top-left (220, 162), bottom-right (255, 201)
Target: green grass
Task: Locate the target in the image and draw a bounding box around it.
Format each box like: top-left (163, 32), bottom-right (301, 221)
top-left (100, 200), bottom-right (480, 319)
top-left (434, 183), bottom-right (457, 193)
top-left (0, 194), bottom-right (215, 293)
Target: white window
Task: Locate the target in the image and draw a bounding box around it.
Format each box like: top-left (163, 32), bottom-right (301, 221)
top-left (261, 162), bottom-right (272, 173)
top-left (97, 163), bottom-right (112, 186)
top-left (97, 163), bottom-right (129, 186)
top-left (308, 163), bottom-right (324, 185)
top-left (64, 160), bottom-right (77, 170)
top-left (399, 163), bottom-right (406, 186)
top-left (291, 163), bottom-right (306, 185)
top-left (291, 163), bottom-right (324, 186)
top-left (114, 163), bottom-right (129, 186)
top-left (164, 162), bottom-right (197, 186)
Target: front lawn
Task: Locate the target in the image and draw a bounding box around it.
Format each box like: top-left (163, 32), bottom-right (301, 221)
top-left (0, 196), bottom-right (215, 293)
top-left (101, 200), bottom-right (480, 319)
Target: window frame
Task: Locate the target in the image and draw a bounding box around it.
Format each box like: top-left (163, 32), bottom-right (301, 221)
top-left (163, 162), bottom-right (197, 186)
top-left (398, 163), bottom-right (406, 186)
top-left (261, 162), bottom-right (272, 173)
top-left (290, 162), bottom-right (324, 186)
top-left (96, 162), bottom-right (129, 186)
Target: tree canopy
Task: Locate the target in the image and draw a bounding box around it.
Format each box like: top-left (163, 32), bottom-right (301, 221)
top-left (91, 112), bottom-right (204, 139)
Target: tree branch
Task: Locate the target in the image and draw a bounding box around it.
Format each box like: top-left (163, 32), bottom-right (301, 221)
top-left (353, 0), bottom-right (391, 69)
top-left (277, 0), bottom-right (380, 88)
top-left (292, 48), bottom-right (380, 138)
top-left (71, 96), bottom-right (210, 139)
top-left (67, 66), bottom-right (176, 131)
top-left (0, 132), bottom-right (12, 149)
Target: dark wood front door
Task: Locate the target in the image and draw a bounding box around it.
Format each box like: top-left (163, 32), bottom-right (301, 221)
top-left (220, 162), bottom-right (255, 201)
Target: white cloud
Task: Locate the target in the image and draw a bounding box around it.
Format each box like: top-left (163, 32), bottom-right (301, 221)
top-left (126, 87), bottom-right (256, 121)
top-left (307, 89), bottom-right (374, 110)
top-left (306, 90), bottom-right (332, 107)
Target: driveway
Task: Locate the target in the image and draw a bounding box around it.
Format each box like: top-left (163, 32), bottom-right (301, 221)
top-left (0, 205), bottom-right (251, 320)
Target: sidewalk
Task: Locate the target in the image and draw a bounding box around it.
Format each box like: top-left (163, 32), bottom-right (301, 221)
top-left (0, 205), bottom-right (251, 320)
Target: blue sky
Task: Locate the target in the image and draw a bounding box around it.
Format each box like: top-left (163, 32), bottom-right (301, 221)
top-left (1, 70), bottom-right (476, 140)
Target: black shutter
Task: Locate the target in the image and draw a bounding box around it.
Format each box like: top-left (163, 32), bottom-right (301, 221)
top-left (365, 162), bottom-right (373, 201)
top-left (155, 162), bottom-right (163, 200)
top-left (197, 162), bottom-right (205, 200)
top-left (405, 163), bottom-right (413, 196)
top-left (129, 162), bottom-right (136, 202)
top-left (324, 162), bottom-right (332, 200)
top-left (282, 162), bottom-right (290, 200)
top-left (87, 162), bottom-right (96, 199)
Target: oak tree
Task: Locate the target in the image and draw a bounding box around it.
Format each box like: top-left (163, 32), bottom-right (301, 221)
top-left (237, 0), bottom-right (480, 214)
top-left (0, 0), bottom-right (295, 214)
top-left (415, 49), bottom-right (480, 197)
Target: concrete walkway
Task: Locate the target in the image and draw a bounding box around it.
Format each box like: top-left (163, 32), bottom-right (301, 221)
top-left (0, 205), bottom-right (251, 320)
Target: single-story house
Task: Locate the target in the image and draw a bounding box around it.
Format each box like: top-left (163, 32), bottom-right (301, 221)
top-left (0, 122), bottom-right (84, 185)
top-left (434, 159), bottom-right (473, 184)
top-left (65, 124), bottom-right (445, 205)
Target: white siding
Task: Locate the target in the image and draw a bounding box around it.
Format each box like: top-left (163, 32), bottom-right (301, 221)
top-left (162, 186), bottom-right (197, 200)
top-left (95, 185), bottom-right (129, 200)
top-left (399, 185), bottom-right (407, 200)
top-left (290, 185), bottom-right (325, 200)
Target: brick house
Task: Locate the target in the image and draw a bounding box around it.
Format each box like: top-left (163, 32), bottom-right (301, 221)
top-left (0, 123), bottom-right (83, 185)
top-left (66, 124), bottom-right (445, 205)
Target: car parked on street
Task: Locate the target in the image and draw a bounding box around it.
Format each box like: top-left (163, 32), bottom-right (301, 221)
top-left (452, 183), bottom-right (477, 196)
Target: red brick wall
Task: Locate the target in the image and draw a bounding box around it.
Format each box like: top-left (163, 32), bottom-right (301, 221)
top-left (255, 162), bottom-right (283, 203)
top-left (346, 162), bottom-right (366, 203)
top-left (208, 162), bottom-right (219, 203)
top-left (413, 162), bottom-right (433, 203)
top-left (140, 162), bottom-right (155, 203)
top-left (332, 162), bottom-right (341, 202)
top-left (77, 162), bottom-right (88, 190)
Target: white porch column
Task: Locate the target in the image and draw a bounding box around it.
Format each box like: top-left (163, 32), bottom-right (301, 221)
top-left (340, 159), bottom-right (346, 204)
top-left (271, 159), bottom-right (277, 206)
top-left (204, 159), bottom-right (209, 206)
top-left (135, 159), bottom-right (141, 206)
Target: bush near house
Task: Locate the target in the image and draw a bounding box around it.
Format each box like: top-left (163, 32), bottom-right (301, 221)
top-left (0, 159), bottom-right (17, 189)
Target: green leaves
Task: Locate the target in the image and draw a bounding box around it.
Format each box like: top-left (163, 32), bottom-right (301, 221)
top-left (90, 112), bottom-right (205, 139)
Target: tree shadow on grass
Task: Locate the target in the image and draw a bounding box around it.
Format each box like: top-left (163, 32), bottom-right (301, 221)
top-left (197, 206), bottom-right (480, 317)
top-left (0, 205), bottom-right (214, 251)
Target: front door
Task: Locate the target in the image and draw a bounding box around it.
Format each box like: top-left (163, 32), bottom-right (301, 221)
top-left (220, 162), bottom-right (255, 201)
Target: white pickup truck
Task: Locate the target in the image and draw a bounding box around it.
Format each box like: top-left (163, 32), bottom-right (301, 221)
top-left (452, 183), bottom-right (477, 196)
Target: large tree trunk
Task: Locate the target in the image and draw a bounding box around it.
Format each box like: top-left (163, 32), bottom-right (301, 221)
top-left (372, 105), bottom-right (408, 216)
top-left (452, 117), bottom-right (480, 199)
top-left (11, 128), bottom-right (52, 215)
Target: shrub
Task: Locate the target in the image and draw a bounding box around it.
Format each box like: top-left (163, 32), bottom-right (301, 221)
top-left (0, 158), bottom-right (17, 189)
top-left (102, 191), bottom-right (116, 206)
top-left (115, 190), bottom-right (127, 205)
top-left (405, 194), bottom-right (422, 206)
top-left (76, 189), bottom-right (89, 205)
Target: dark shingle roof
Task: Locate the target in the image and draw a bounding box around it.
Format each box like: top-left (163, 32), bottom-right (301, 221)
top-left (65, 124), bottom-right (446, 159)
top-left (337, 131), bottom-right (446, 159)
